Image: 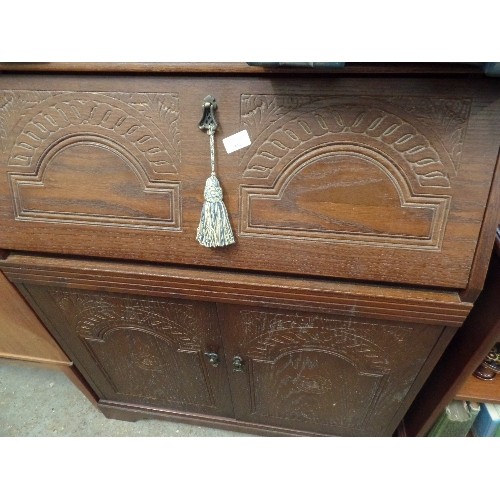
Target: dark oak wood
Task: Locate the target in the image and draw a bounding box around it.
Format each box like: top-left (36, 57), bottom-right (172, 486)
top-left (460, 153), bottom-right (500, 302)
top-left (97, 400), bottom-right (327, 436)
top-left (402, 233), bottom-right (500, 436)
top-left (20, 283), bottom-right (235, 419)
top-left (0, 62), bottom-right (485, 75)
top-left (0, 64), bottom-right (499, 437)
top-left (6, 259), bottom-right (458, 436)
top-left (0, 75), bottom-right (498, 288)
top-left (217, 303), bottom-right (444, 436)
top-left (0, 253), bottom-right (471, 326)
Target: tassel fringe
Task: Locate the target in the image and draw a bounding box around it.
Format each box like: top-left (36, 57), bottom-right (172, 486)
top-left (196, 174), bottom-right (235, 248)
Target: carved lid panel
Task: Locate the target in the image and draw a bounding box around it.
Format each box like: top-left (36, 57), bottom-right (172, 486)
top-left (0, 76), bottom-right (499, 288)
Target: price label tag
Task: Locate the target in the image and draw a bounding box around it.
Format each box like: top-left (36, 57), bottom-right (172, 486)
top-left (222, 130), bottom-right (251, 154)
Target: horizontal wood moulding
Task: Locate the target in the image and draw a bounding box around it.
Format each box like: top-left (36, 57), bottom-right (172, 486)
top-left (97, 399), bottom-right (331, 437)
top-left (0, 62), bottom-right (486, 75)
top-left (0, 253), bottom-right (471, 326)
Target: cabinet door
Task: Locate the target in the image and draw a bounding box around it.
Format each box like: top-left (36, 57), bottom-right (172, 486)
top-left (21, 284), bottom-right (234, 417)
top-left (218, 304), bottom-right (444, 436)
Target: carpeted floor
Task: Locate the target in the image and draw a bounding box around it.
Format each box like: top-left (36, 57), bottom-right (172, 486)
top-left (0, 359), bottom-right (251, 437)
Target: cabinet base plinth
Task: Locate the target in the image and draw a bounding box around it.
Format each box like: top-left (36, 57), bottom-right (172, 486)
top-left (98, 400), bottom-right (332, 437)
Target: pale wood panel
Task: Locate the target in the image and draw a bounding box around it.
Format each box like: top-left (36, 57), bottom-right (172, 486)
top-left (455, 374), bottom-right (500, 404)
top-left (0, 271), bottom-right (70, 365)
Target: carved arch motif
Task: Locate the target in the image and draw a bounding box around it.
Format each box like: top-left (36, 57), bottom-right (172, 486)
top-left (241, 310), bottom-right (393, 374)
top-left (240, 143), bottom-right (450, 249)
top-left (5, 91), bottom-right (180, 173)
top-left (1, 90), bottom-right (181, 230)
top-left (240, 309), bottom-right (405, 427)
top-left (9, 134), bottom-right (180, 229)
top-left (239, 95), bottom-right (467, 249)
top-left (50, 289), bottom-right (200, 351)
top-left (48, 289), bottom-right (217, 406)
top-left (240, 94), bottom-right (471, 188)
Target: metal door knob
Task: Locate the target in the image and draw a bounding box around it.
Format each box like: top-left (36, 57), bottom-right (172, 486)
top-left (204, 351), bottom-right (220, 367)
top-left (232, 355), bottom-right (244, 372)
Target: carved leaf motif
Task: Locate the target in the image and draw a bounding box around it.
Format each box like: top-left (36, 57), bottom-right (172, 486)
top-left (241, 95), bottom-right (314, 139)
top-left (116, 93), bottom-right (181, 163)
top-left (48, 289), bottom-right (200, 350)
top-left (240, 94), bottom-right (470, 187)
top-left (0, 91), bottom-right (55, 152)
top-left (390, 96), bottom-right (471, 171)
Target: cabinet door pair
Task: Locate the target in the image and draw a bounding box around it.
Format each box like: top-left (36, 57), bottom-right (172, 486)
top-left (21, 284), bottom-right (442, 436)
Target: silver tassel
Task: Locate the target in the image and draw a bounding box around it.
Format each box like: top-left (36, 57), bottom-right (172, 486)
top-left (196, 96), bottom-right (235, 248)
top-left (196, 173), bottom-right (235, 247)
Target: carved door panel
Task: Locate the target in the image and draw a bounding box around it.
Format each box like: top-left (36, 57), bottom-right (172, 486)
top-left (217, 304), bottom-right (444, 436)
top-left (21, 284), bottom-right (234, 417)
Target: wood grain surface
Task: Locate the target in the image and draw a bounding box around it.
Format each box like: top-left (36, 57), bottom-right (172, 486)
top-left (0, 75), bottom-right (498, 288)
top-left (0, 62), bottom-right (486, 75)
top-left (403, 241), bottom-right (500, 436)
top-left (0, 271), bottom-right (69, 364)
top-left (1, 65), bottom-right (499, 436)
top-left (0, 253), bottom-right (471, 326)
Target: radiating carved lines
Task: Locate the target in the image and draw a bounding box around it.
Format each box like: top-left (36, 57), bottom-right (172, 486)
top-left (0, 90), bottom-right (55, 153)
top-left (48, 289), bottom-right (218, 406)
top-left (240, 143), bottom-right (451, 249)
top-left (117, 92), bottom-right (181, 158)
top-left (240, 309), bottom-right (396, 427)
top-left (241, 95), bottom-right (470, 188)
top-left (390, 96), bottom-right (471, 168)
top-left (50, 289), bottom-right (200, 349)
top-left (241, 309), bottom-right (392, 373)
top-left (3, 91), bottom-right (180, 174)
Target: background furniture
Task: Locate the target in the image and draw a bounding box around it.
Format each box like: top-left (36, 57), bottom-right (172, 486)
top-left (0, 63), bottom-right (499, 436)
top-left (0, 269), bottom-right (69, 366)
top-left (0, 267), bottom-right (96, 404)
top-left (402, 228), bottom-right (500, 436)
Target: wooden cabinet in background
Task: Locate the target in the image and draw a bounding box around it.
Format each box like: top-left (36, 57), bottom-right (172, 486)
top-left (0, 270), bottom-right (69, 366)
top-left (402, 228), bottom-right (500, 436)
top-left (0, 63), bottom-right (499, 436)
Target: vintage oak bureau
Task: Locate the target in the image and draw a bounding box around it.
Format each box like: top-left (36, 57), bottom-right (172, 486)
top-left (0, 63), bottom-right (498, 436)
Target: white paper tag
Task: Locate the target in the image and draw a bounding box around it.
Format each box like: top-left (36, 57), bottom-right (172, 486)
top-left (222, 130), bottom-right (251, 154)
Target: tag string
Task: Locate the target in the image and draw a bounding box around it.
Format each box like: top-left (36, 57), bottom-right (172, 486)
top-left (208, 126), bottom-right (215, 176)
